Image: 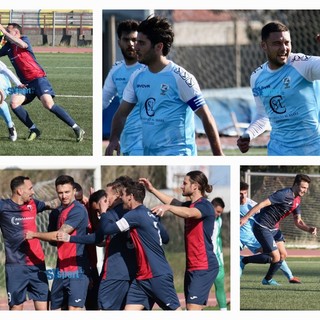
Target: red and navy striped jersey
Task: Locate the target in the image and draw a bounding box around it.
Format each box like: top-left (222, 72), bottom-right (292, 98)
top-left (182, 197), bottom-right (218, 271)
top-left (56, 200), bottom-right (89, 273)
top-left (254, 188), bottom-right (301, 229)
top-left (0, 36), bottom-right (46, 83)
top-left (0, 198), bottom-right (47, 265)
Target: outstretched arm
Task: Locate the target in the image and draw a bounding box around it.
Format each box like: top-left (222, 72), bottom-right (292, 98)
top-left (240, 198), bottom-right (271, 226)
top-left (294, 214), bottom-right (317, 236)
top-left (26, 223), bottom-right (75, 242)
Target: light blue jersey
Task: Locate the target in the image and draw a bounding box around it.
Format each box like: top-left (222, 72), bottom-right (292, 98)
top-left (0, 73), bottom-right (10, 100)
top-left (240, 198), bottom-right (261, 253)
top-left (249, 53), bottom-right (320, 155)
top-left (123, 61), bottom-right (206, 155)
top-left (103, 60), bottom-right (144, 155)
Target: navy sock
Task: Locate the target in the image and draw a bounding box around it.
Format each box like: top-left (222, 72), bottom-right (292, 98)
top-left (243, 253), bottom-right (272, 265)
top-left (265, 260), bottom-right (283, 280)
top-left (12, 106), bottom-right (34, 128)
top-left (50, 104), bottom-right (76, 127)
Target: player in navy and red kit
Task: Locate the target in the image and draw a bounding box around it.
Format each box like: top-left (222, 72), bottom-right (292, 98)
top-left (240, 174), bottom-right (317, 285)
top-left (0, 23), bottom-right (85, 142)
top-left (0, 176), bottom-right (53, 310)
top-left (57, 180), bottom-right (180, 311)
top-left (26, 175), bottom-right (90, 310)
top-left (140, 170), bottom-right (219, 311)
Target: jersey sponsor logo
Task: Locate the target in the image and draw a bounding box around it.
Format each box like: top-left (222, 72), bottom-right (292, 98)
top-left (269, 95), bottom-right (286, 114)
top-left (173, 66), bottom-right (194, 87)
top-left (291, 54), bottom-right (311, 62)
top-left (144, 98), bottom-right (156, 117)
top-left (137, 84), bottom-right (150, 88)
top-left (11, 216), bottom-right (34, 225)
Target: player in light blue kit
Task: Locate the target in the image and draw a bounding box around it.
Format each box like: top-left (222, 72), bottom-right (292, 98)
top-left (0, 60), bottom-right (23, 141)
top-left (240, 181), bottom-right (303, 284)
top-left (237, 21), bottom-right (320, 155)
top-left (103, 20), bottom-right (143, 155)
top-left (106, 15), bottom-right (223, 156)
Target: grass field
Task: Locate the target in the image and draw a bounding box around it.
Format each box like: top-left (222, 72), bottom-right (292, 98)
top-left (240, 257), bottom-right (320, 310)
top-left (0, 53), bottom-right (92, 155)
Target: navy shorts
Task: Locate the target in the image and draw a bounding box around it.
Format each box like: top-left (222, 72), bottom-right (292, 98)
top-left (126, 274), bottom-right (181, 310)
top-left (22, 77), bottom-right (55, 105)
top-left (253, 223), bottom-right (280, 254)
top-left (98, 278), bottom-right (131, 310)
top-left (184, 267), bottom-right (218, 306)
top-left (5, 263), bottom-right (49, 307)
top-left (50, 273), bottom-right (89, 310)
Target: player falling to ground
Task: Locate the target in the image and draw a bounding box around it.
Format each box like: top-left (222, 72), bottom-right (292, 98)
top-left (0, 176), bottom-right (56, 310)
top-left (0, 23), bottom-right (85, 142)
top-left (26, 175), bottom-right (90, 310)
top-left (211, 197), bottom-right (228, 311)
top-left (106, 15), bottom-right (224, 156)
top-left (141, 170), bottom-right (219, 310)
top-left (57, 180), bottom-right (180, 311)
top-left (240, 181), bottom-right (301, 284)
top-left (240, 174), bottom-right (317, 285)
top-left (237, 21), bottom-right (320, 155)
top-left (103, 19), bottom-right (144, 155)
top-left (0, 60), bottom-right (24, 141)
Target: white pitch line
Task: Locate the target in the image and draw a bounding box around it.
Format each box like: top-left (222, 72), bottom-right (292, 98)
top-left (55, 94), bottom-right (92, 98)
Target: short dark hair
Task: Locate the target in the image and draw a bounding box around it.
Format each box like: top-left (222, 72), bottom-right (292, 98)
top-left (10, 176), bottom-right (30, 192)
top-left (89, 189), bottom-right (106, 207)
top-left (212, 197), bottom-right (225, 209)
top-left (137, 15), bottom-right (174, 56)
top-left (123, 181), bottom-right (145, 203)
top-left (8, 23), bottom-right (22, 33)
top-left (55, 175), bottom-right (75, 188)
top-left (240, 181), bottom-right (249, 191)
top-left (261, 21), bottom-right (289, 41)
top-left (117, 19), bottom-right (139, 39)
top-left (293, 174), bottom-right (311, 186)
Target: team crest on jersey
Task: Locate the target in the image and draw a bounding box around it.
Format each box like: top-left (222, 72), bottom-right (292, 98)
top-left (283, 76), bottom-right (291, 89)
top-left (160, 83), bottom-right (169, 95)
top-left (27, 204), bottom-right (33, 211)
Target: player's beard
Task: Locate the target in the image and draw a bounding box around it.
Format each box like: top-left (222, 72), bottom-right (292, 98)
top-left (121, 48), bottom-right (137, 63)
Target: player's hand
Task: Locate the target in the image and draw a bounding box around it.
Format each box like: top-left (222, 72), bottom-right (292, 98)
top-left (139, 178), bottom-right (154, 192)
top-left (98, 196), bottom-right (109, 214)
top-left (240, 216), bottom-right (248, 226)
top-left (237, 136), bottom-right (250, 153)
top-left (105, 139), bottom-right (120, 156)
top-left (151, 204), bottom-right (169, 217)
top-left (56, 231), bottom-right (70, 242)
top-left (25, 231), bottom-right (34, 240)
top-left (309, 226), bottom-right (317, 236)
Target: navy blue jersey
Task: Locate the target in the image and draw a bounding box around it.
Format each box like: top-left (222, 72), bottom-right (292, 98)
top-left (0, 198), bottom-right (46, 265)
top-left (0, 36), bottom-right (46, 83)
top-left (56, 200), bottom-right (89, 273)
top-left (254, 188), bottom-right (301, 229)
top-left (71, 204), bottom-right (172, 280)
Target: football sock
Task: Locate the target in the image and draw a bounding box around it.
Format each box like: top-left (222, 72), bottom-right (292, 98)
top-left (280, 260), bottom-right (293, 280)
top-left (243, 253), bottom-right (271, 265)
top-left (265, 260), bottom-right (283, 280)
top-left (50, 104), bottom-right (76, 127)
top-left (13, 105), bottom-right (34, 128)
top-left (0, 101), bottom-right (14, 127)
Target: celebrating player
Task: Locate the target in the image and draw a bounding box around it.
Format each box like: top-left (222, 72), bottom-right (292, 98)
top-left (0, 23), bottom-right (85, 142)
top-left (0, 176), bottom-right (55, 310)
top-left (237, 21), bottom-right (320, 155)
top-left (240, 174), bottom-right (317, 285)
top-left (141, 170), bottom-right (219, 310)
top-left (105, 15), bottom-right (224, 156)
top-left (103, 19), bottom-right (143, 155)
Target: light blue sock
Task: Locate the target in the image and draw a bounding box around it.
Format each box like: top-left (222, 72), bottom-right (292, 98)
top-left (280, 260), bottom-right (293, 280)
top-left (0, 101), bottom-right (14, 127)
